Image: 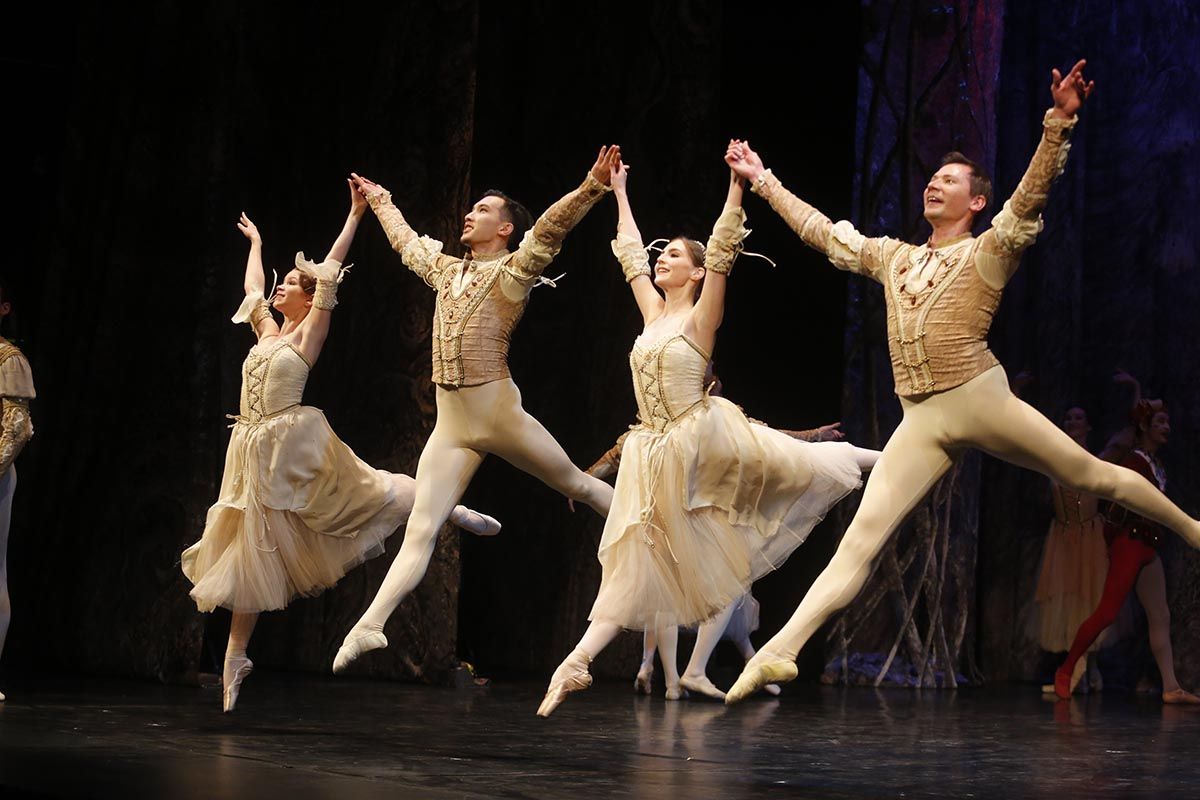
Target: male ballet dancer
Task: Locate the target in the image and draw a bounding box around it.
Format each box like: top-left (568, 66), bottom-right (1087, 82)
top-left (724, 61), bottom-right (1200, 702)
top-left (333, 147), bottom-right (621, 671)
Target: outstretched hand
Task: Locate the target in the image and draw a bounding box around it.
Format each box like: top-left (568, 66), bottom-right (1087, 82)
top-left (1050, 59), bottom-right (1094, 118)
top-left (237, 212), bottom-right (261, 245)
top-left (348, 178), bottom-right (368, 217)
top-left (725, 139), bottom-right (766, 183)
top-left (590, 145), bottom-right (622, 186)
top-left (816, 422), bottom-right (845, 442)
top-left (611, 160), bottom-right (630, 193)
top-left (349, 172), bottom-right (388, 201)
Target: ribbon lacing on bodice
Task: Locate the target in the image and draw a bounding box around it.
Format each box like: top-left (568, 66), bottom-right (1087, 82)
top-left (628, 333), bottom-right (716, 564)
top-left (224, 340), bottom-right (308, 554)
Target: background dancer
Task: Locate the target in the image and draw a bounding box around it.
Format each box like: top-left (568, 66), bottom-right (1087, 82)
top-left (1053, 399), bottom-right (1199, 703)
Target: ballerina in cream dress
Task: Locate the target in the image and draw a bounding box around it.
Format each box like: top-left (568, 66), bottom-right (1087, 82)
top-left (537, 149), bottom-right (879, 716)
top-left (182, 184), bottom-right (499, 712)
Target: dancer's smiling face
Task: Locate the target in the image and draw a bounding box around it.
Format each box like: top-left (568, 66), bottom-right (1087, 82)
top-left (1062, 406), bottom-right (1091, 442)
top-left (653, 238), bottom-right (705, 295)
top-left (272, 269), bottom-right (314, 317)
top-left (923, 163), bottom-right (987, 226)
top-left (460, 196), bottom-right (514, 249)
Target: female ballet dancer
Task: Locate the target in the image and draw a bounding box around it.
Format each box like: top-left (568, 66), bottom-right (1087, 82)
top-left (181, 185), bottom-right (498, 711)
top-left (1032, 405), bottom-right (1108, 689)
top-left (537, 151), bottom-right (878, 716)
top-left (582, 368), bottom-right (846, 700)
top-left (1054, 400), bottom-right (1199, 703)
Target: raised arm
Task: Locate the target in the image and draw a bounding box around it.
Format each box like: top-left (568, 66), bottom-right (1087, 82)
top-left (610, 160), bottom-right (664, 323)
top-left (324, 178), bottom-right (368, 263)
top-left (727, 141), bottom-right (893, 281)
top-left (504, 146), bottom-right (618, 291)
top-left (977, 60), bottom-right (1093, 288)
top-left (691, 164), bottom-right (745, 345)
top-left (231, 212), bottom-right (281, 342)
top-left (351, 172), bottom-right (456, 289)
top-left (292, 187), bottom-right (364, 365)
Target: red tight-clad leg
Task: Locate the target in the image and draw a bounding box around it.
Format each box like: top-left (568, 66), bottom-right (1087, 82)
top-left (1055, 534), bottom-right (1156, 698)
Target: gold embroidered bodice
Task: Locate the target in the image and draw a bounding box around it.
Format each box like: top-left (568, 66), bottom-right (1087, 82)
top-left (753, 108), bottom-right (1076, 396)
top-left (367, 172), bottom-right (611, 388)
top-left (239, 340), bottom-right (310, 421)
top-left (429, 252), bottom-right (527, 387)
top-left (630, 332), bottom-right (710, 434)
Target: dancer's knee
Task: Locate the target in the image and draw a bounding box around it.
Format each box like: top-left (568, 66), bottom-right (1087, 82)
top-left (400, 515), bottom-right (442, 551)
top-left (1064, 460), bottom-right (1121, 498)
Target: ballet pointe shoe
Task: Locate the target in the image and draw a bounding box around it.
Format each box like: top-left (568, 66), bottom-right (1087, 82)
top-left (763, 684), bottom-right (782, 697)
top-left (537, 649), bottom-right (592, 718)
top-left (1053, 658), bottom-right (1086, 700)
top-left (679, 674), bottom-right (726, 701)
top-left (634, 665), bottom-right (653, 695)
top-left (0, 689), bottom-right (6, 702)
top-left (726, 657), bottom-right (798, 705)
top-left (448, 506), bottom-right (501, 537)
top-left (1162, 688), bottom-right (1200, 705)
top-left (333, 629), bottom-right (388, 674)
top-left (222, 655), bottom-right (254, 713)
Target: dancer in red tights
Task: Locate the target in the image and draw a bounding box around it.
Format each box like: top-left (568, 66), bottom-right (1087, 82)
top-left (1054, 400), bottom-right (1200, 703)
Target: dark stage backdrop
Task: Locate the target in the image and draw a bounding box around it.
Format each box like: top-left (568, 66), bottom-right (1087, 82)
top-left (3, 0), bottom-right (1198, 690)
top-left (3, 0), bottom-right (859, 684)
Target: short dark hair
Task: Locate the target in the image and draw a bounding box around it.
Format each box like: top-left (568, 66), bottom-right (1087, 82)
top-left (479, 189), bottom-right (533, 248)
top-left (938, 152), bottom-right (993, 209)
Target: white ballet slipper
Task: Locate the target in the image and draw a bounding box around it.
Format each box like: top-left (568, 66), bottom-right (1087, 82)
top-left (448, 506), bottom-right (501, 537)
top-left (333, 629), bottom-right (388, 674)
top-left (222, 655), bottom-right (254, 713)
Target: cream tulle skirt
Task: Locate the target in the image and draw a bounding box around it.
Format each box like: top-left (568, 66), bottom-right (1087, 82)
top-left (1033, 515), bottom-right (1109, 652)
top-left (589, 397), bottom-right (862, 630)
top-left (182, 406), bottom-right (413, 613)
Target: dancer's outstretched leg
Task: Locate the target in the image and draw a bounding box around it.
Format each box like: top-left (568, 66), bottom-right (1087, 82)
top-left (681, 602), bottom-right (737, 700)
top-left (636, 627), bottom-right (658, 694)
top-left (727, 416), bottom-right (953, 703)
top-left (223, 611), bottom-right (258, 712)
top-left (1136, 557), bottom-right (1200, 703)
top-left (488, 385), bottom-right (614, 516)
top-left (538, 621), bottom-right (622, 717)
top-left (968, 388), bottom-right (1200, 546)
top-left (849, 445), bottom-right (882, 473)
top-left (655, 614), bottom-right (683, 700)
top-left (334, 428), bottom-right (484, 673)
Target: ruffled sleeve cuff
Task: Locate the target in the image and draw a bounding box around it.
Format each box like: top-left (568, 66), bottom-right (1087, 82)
top-left (611, 233), bottom-right (651, 282)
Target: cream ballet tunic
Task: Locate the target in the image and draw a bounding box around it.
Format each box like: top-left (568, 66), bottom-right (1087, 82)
top-left (182, 332), bottom-right (415, 613)
top-left (588, 327), bottom-right (863, 630)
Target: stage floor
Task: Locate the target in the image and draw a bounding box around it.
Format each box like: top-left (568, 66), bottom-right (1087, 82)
top-left (0, 672), bottom-right (1195, 799)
